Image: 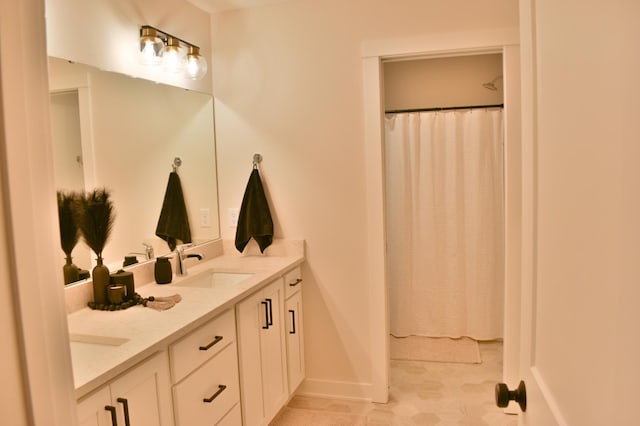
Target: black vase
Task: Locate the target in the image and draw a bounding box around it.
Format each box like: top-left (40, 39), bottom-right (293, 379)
top-left (92, 257), bottom-right (110, 305)
top-left (154, 257), bottom-right (172, 284)
top-left (63, 256), bottom-right (79, 285)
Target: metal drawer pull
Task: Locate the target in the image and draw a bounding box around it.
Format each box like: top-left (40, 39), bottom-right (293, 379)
top-left (199, 335), bottom-right (223, 351)
top-left (104, 405), bottom-right (118, 426)
top-left (203, 385), bottom-right (227, 403)
top-left (266, 298), bottom-right (273, 326)
top-left (261, 301), bottom-right (269, 329)
top-left (289, 278), bottom-right (303, 287)
top-left (116, 398), bottom-right (131, 426)
top-left (289, 309), bottom-right (296, 334)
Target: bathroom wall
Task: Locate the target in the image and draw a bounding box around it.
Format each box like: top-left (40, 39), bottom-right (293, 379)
top-left (45, 0), bottom-right (213, 93)
top-left (383, 54), bottom-right (504, 110)
top-left (211, 0), bottom-right (519, 398)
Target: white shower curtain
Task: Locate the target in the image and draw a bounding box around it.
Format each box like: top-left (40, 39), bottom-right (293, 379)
top-left (385, 109), bottom-right (504, 340)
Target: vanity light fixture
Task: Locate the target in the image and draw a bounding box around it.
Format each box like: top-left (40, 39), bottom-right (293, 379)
top-left (139, 25), bottom-right (208, 80)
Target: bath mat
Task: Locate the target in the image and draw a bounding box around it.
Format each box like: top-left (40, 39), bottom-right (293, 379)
top-left (390, 335), bottom-right (481, 364)
top-left (270, 407), bottom-right (366, 426)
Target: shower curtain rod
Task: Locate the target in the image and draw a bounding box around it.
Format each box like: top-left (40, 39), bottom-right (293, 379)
top-left (385, 103), bottom-right (503, 114)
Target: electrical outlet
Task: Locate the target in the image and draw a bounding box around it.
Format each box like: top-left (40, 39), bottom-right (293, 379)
top-left (228, 208), bottom-right (239, 227)
top-left (200, 208), bottom-right (211, 227)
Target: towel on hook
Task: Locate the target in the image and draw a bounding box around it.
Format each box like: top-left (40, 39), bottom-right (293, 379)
top-left (235, 168), bottom-right (273, 253)
top-left (155, 171), bottom-right (191, 251)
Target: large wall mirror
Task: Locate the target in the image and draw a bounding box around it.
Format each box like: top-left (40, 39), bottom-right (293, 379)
top-left (49, 57), bottom-right (220, 283)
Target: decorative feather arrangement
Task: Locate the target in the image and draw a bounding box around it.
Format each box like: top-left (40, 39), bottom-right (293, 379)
top-left (76, 188), bottom-right (115, 259)
top-left (57, 191), bottom-right (80, 257)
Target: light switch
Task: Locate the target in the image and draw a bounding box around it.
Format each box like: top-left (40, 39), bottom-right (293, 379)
top-left (228, 208), bottom-right (239, 227)
top-left (200, 208), bottom-right (211, 227)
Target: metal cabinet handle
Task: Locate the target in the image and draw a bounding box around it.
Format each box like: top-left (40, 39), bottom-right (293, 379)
top-left (105, 405), bottom-right (118, 426)
top-left (116, 398), bottom-right (131, 426)
top-left (261, 301), bottom-right (269, 329)
top-left (289, 309), bottom-right (296, 334)
top-left (289, 278), bottom-right (303, 287)
top-left (199, 335), bottom-right (223, 351)
top-left (203, 385), bottom-right (227, 403)
top-left (265, 298), bottom-right (273, 326)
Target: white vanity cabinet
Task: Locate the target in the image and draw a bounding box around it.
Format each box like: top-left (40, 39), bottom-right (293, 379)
top-left (169, 309), bottom-right (241, 426)
top-left (72, 254), bottom-right (306, 426)
top-left (236, 278), bottom-right (288, 426)
top-left (283, 266), bottom-right (305, 393)
top-left (77, 351), bottom-right (173, 426)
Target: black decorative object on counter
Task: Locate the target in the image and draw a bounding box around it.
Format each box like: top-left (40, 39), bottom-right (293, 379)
top-left (107, 285), bottom-right (125, 304)
top-left (91, 258), bottom-right (110, 305)
top-left (87, 292), bottom-right (182, 311)
top-left (75, 188), bottom-right (115, 305)
top-left (123, 255), bottom-right (138, 267)
top-left (110, 269), bottom-right (135, 301)
top-left (88, 292), bottom-right (143, 311)
top-left (62, 256), bottom-right (80, 285)
top-left (154, 256), bottom-right (172, 284)
top-left (57, 191), bottom-right (81, 284)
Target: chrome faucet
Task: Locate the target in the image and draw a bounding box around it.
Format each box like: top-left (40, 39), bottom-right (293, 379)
top-left (175, 245), bottom-right (203, 276)
top-left (127, 243), bottom-right (155, 262)
top-left (142, 243), bottom-right (154, 260)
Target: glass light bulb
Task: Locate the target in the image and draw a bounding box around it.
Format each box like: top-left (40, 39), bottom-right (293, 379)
top-left (139, 27), bottom-right (163, 65)
top-left (141, 40), bottom-right (161, 65)
top-left (185, 46), bottom-right (208, 80)
top-left (163, 37), bottom-right (184, 73)
top-left (163, 48), bottom-right (182, 72)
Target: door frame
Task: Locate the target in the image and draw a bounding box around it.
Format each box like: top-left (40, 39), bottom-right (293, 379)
top-left (0, 0), bottom-right (78, 424)
top-left (361, 28), bottom-right (521, 403)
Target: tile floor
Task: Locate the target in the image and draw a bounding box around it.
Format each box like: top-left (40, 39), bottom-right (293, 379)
top-left (271, 341), bottom-right (518, 425)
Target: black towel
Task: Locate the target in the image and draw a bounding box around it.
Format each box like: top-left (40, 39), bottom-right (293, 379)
top-left (235, 168), bottom-right (273, 253)
top-left (155, 172), bottom-right (191, 251)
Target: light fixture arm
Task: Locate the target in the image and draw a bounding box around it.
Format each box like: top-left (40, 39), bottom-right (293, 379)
top-left (139, 25), bottom-right (201, 51)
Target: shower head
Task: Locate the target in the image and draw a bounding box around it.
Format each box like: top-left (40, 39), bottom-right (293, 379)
top-left (482, 76), bottom-right (503, 91)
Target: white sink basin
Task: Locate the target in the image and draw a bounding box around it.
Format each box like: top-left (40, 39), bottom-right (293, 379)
top-left (174, 271), bottom-right (254, 289)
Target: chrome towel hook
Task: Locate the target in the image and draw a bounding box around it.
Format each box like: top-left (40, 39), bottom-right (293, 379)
top-left (172, 157), bottom-right (182, 173)
top-left (252, 153), bottom-right (262, 169)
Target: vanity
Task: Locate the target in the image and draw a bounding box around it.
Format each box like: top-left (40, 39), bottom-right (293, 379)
top-left (67, 239), bottom-right (305, 426)
top-left (48, 20), bottom-right (304, 426)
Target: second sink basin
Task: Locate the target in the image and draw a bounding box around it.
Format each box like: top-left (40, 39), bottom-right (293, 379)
top-left (174, 271), bottom-right (254, 289)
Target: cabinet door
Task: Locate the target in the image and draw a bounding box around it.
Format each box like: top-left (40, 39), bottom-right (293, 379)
top-left (285, 289), bottom-right (305, 393)
top-left (77, 386), bottom-right (112, 426)
top-left (260, 280), bottom-right (288, 419)
top-left (236, 279), bottom-right (288, 426)
top-left (109, 351), bottom-right (173, 426)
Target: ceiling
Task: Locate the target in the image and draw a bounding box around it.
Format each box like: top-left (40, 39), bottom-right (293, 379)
top-left (187, 0), bottom-right (290, 13)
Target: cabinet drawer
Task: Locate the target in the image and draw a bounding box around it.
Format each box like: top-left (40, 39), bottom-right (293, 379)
top-left (284, 266), bottom-right (303, 298)
top-left (216, 402), bottom-right (241, 426)
top-left (173, 344), bottom-right (240, 426)
top-left (170, 308), bottom-right (235, 383)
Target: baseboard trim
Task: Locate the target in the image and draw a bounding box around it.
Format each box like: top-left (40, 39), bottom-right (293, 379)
top-left (295, 378), bottom-right (372, 401)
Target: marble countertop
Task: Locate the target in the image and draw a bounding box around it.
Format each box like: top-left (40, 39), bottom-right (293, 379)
top-left (67, 242), bottom-right (304, 399)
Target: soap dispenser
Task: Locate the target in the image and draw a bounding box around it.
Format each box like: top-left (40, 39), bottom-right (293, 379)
top-left (154, 257), bottom-right (172, 284)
